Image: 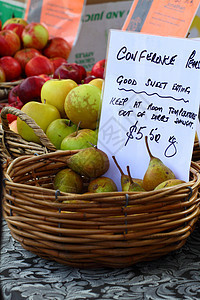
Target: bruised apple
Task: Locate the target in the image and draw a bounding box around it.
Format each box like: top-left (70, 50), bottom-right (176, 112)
top-left (17, 101), bottom-right (61, 144)
top-left (53, 62), bottom-right (82, 83)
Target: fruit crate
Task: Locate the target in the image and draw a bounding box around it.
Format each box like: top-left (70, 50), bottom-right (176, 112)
top-left (0, 106), bottom-right (56, 163)
top-left (2, 150), bottom-right (200, 269)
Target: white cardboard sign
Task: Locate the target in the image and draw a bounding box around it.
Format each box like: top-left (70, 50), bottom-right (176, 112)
top-left (97, 30), bottom-right (200, 190)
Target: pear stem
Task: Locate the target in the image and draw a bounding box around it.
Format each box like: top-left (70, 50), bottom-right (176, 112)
top-left (126, 165), bottom-right (133, 184)
top-left (112, 156), bottom-right (124, 176)
top-left (145, 136), bottom-right (153, 159)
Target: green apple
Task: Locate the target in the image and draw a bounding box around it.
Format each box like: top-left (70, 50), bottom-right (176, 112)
top-left (53, 168), bottom-right (83, 194)
top-left (46, 118), bottom-right (77, 149)
top-left (64, 83), bottom-right (101, 129)
top-left (41, 78), bottom-right (78, 118)
top-left (60, 128), bottom-right (97, 150)
top-left (17, 101), bottom-right (61, 144)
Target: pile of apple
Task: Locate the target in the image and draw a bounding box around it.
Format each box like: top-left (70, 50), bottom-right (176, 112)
top-left (0, 16), bottom-right (106, 125)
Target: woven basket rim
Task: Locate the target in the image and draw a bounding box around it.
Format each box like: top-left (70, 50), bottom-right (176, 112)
top-left (3, 149), bottom-right (200, 268)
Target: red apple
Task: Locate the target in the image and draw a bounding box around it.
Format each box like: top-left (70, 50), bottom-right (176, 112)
top-left (91, 59), bottom-right (106, 79)
top-left (50, 57), bottom-right (67, 72)
top-left (14, 48), bottom-right (41, 72)
top-left (0, 56), bottom-right (22, 81)
top-left (8, 85), bottom-right (21, 105)
top-left (43, 37), bottom-right (71, 59)
top-left (38, 74), bottom-right (52, 81)
top-left (7, 102), bottom-right (23, 123)
top-left (53, 62), bottom-right (82, 83)
top-left (21, 22), bottom-right (49, 50)
top-left (0, 66), bottom-right (6, 82)
top-left (73, 63), bottom-right (87, 81)
top-left (3, 23), bottom-right (25, 40)
top-left (18, 75), bottom-right (46, 104)
top-left (0, 20), bottom-right (2, 30)
top-left (25, 55), bottom-right (54, 77)
top-left (83, 75), bottom-right (97, 84)
top-left (0, 30), bottom-right (21, 57)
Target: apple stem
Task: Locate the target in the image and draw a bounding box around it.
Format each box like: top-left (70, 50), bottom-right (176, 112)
top-left (44, 99), bottom-right (46, 104)
top-left (75, 121), bottom-right (81, 136)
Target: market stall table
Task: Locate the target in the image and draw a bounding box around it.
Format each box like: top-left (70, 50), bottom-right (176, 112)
top-left (1, 220), bottom-right (200, 300)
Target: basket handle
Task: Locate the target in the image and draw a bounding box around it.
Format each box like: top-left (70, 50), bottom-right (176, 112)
top-left (1, 106), bottom-right (57, 151)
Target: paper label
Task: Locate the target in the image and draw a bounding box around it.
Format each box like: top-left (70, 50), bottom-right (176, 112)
top-left (68, 1), bottom-right (132, 70)
top-left (123, 0), bottom-right (200, 38)
top-left (97, 30), bottom-right (200, 190)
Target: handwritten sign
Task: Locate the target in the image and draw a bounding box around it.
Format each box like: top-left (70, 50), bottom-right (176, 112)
top-left (97, 30), bottom-right (200, 190)
top-left (122, 0), bottom-right (200, 38)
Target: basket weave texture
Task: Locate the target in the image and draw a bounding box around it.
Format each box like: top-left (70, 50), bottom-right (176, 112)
top-left (0, 106), bottom-right (56, 163)
top-left (0, 80), bottom-right (23, 102)
top-left (3, 150), bottom-right (200, 269)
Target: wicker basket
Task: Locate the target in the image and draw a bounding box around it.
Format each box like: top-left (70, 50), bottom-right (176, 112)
top-left (3, 150), bottom-right (200, 269)
top-left (192, 140), bottom-right (200, 162)
top-left (0, 106), bottom-right (56, 163)
top-left (0, 80), bottom-right (23, 102)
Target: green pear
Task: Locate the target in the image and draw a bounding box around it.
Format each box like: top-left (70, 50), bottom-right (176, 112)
top-left (127, 166), bottom-right (145, 192)
top-left (154, 179), bottom-right (186, 190)
top-left (88, 176), bottom-right (118, 193)
top-left (143, 136), bottom-right (176, 191)
top-left (66, 147), bottom-right (109, 178)
top-left (112, 155), bottom-right (144, 191)
top-left (53, 168), bottom-right (83, 194)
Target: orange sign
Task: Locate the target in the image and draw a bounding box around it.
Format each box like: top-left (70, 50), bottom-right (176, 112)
top-left (123, 0), bottom-right (200, 37)
top-left (24, 0), bottom-right (85, 47)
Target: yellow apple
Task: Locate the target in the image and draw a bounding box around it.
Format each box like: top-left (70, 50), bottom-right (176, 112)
top-left (17, 101), bottom-right (61, 144)
top-left (41, 79), bottom-right (78, 118)
top-left (89, 78), bottom-right (104, 91)
top-left (2, 17), bottom-right (28, 29)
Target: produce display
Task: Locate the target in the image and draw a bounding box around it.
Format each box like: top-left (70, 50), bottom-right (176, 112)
top-left (0, 16), bottom-right (188, 197)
